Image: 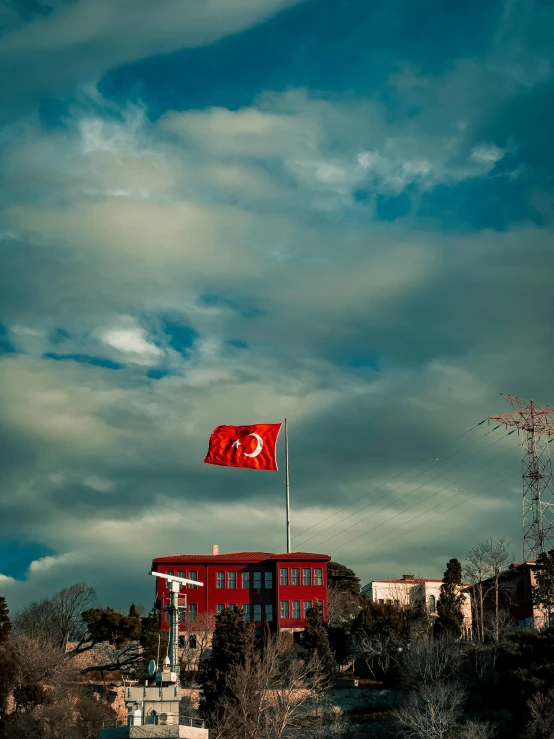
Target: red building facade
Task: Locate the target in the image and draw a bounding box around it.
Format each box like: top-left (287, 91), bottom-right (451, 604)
top-left (152, 549), bottom-right (331, 632)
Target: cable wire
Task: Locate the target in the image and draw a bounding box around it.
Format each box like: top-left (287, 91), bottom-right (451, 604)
top-left (294, 428), bottom-right (513, 553)
top-left (286, 419), bottom-right (490, 548)
top-left (338, 450), bottom-right (519, 559)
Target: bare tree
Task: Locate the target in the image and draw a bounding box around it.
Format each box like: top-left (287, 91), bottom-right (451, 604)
top-left (524, 689), bottom-right (554, 739)
top-left (179, 611), bottom-right (216, 683)
top-left (465, 542), bottom-right (489, 642)
top-left (394, 681), bottom-right (466, 739)
top-left (399, 637), bottom-right (462, 689)
top-left (348, 631), bottom-right (400, 681)
top-left (326, 584), bottom-right (362, 629)
top-left (209, 634), bottom-right (329, 739)
top-left (483, 539), bottom-right (512, 643)
top-left (13, 583), bottom-right (96, 649)
top-left (458, 720), bottom-right (496, 739)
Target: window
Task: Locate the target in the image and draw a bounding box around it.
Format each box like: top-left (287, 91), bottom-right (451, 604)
top-left (167, 571), bottom-right (174, 576)
top-left (254, 572), bottom-right (262, 588)
top-left (378, 599), bottom-right (384, 604)
top-left (394, 600), bottom-right (400, 608)
top-left (281, 601), bottom-right (289, 619)
top-left (386, 599), bottom-right (392, 605)
top-left (189, 571), bottom-right (198, 589)
top-left (429, 595), bottom-right (436, 614)
top-left (303, 601), bottom-right (312, 618)
top-left (314, 568), bottom-right (323, 586)
top-left (244, 604), bottom-right (251, 621)
top-left (242, 572), bottom-right (250, 589)
top-left (179, 610), bottom-right (186, 623)
top-left (178, 571), bottom-right (186, 589)
top-left (178, 635), bottom-right (185, 648)
top-left (291, 568), bottom-right (300, 585)
top-left (217, 572), bottom-right (225, 589)
top-left (254, 604), bottom-right (262, 622)
top-left (229, 604), bottom-right (236, 612)
top-left (189, 636), bottom-right (197, 649)
top-left (280, 568), bottom-right (289, 586)
top-left (264, 572), bottom-right (273, 589)
top-left (189, 604), bottom-right (197, 622)
top-left (303, 568), bottom-right (311, 586)
top-left (266, 604), bottom-right (273, 621)
top-left (292, 601), bottom-right (301, 619)
top-left (228, 571), bottom-right (236, 589)
top-left (217, 604), bottom-right (225, 614)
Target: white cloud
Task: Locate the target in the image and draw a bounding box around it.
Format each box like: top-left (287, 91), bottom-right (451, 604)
top-left (470, 144), bottom-right (506, 165)
top-left (0, 0), bottom-right (308, 106)
top-left (101, 323), bottom-right (163, 366)
top-left (28, 552), bottom-right (85, 574)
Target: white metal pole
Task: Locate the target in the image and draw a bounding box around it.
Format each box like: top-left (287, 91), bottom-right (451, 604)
top-left (285, 417), bottom-right (291, 553)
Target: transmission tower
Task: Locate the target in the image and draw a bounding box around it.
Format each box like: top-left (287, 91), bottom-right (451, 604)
top-left (490, 394), bottom-right (554, 562)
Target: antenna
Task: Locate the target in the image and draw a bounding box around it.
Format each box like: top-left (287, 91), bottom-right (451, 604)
top-left (150, 570), bottom-right (204, 685)
top-left (150, 571), bottom-right (204, 587)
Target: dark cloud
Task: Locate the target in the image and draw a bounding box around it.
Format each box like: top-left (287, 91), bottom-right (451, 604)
top-left (0, 0), bottom-right (553, 611)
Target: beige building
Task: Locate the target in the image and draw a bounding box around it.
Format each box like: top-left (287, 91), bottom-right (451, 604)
top-left (362, 574), bottom-right (472, 633)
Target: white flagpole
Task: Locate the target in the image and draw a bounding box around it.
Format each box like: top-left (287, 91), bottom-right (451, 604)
top-left (285, 417), bottom-right (291, 553)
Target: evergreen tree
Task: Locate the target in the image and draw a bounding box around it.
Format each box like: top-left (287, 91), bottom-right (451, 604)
top-left (433, 558), bottom-right (465, 639)
top-left (0, 597), bottom-right (11, 645)
top-left (302, 602), bottom-right (335, 679)
top-left (128, 603), bottom-right (140, 619)
top-left (258, 611), bottom-right (272, 658)
top-left (533, 549), bottom-right (554, 619)
top-left (198, 607), bottom-right (255, 724)
top-left (327, 561), bottom-right (361, 594)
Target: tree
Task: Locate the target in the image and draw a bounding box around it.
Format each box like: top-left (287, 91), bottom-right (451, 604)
top-left (327, 561), bottom-right (360, 594)
top-left (76, 696), bottom-right (118, 739)
top-left (302, 603), bottom-right (335, 680)
top-left (0, 597), bottom-right (11, 645)
top-left (211, 634), bottom-right (331, 739)
top-left (466, 541), bottom-right (489, 642)
top-left (434, 558), bottom-right (465, 639)
top-left (483, 538), bottom-right (512, 641)
top-left (394, 681), bottom-right (466, 739)
top-left (13, 582), bottom-right (96, 648)
top-left (128, 603), bottom-right (141, 619)
top-left (198, 606), bottom-right (255, 725)
top-left (533, 549), bottom-right (554, 626)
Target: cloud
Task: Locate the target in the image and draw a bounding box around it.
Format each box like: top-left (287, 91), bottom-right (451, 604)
top-left (0, 0), bottom-right (553, 612)
top-left (0, 0), bottom-right (308, 109)
top-left (100, 323), bottom-right (163, 366)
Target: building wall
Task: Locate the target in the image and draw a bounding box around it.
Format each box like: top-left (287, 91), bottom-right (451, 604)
top-left (153, 554), bottom-right (329, 633)
top-left (362, 577), bottom-right (472, 631)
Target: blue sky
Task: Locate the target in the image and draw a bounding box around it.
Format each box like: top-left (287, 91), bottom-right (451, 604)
top-left (0, 0), bottom-right (553, 611)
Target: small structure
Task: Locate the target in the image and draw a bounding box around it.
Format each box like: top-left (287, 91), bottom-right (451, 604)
top-left (98, 572), bottom-right (209, 739)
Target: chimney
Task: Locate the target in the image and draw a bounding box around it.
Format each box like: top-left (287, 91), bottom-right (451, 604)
top-left (402, 574), bottom-right (414, 581)
top-left (212, 544), bottom-right (219, 556)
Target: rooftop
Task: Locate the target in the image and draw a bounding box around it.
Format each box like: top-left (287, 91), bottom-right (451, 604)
top-left (152, 551), bottom-right (331, 563)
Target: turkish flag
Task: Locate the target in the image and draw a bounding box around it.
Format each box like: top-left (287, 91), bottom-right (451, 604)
top-left (204, 423), bottom-right (282, 471)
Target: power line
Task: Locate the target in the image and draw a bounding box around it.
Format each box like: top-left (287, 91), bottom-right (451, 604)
top-left (348, 465), bottom-right (519, 563)
top-left (296, 428), bottom-right (514, 553)
top-left (338, 450), bottom-right (519, 560)
top-left (285, 419), bottom-right (490, 548)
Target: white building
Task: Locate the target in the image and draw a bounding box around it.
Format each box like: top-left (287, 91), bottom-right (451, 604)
top-left (362, 574), bottom-right (472, 632)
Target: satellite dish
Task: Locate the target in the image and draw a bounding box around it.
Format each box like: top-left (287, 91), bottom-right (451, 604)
top-left (148, 660), bottom-right (157, 676)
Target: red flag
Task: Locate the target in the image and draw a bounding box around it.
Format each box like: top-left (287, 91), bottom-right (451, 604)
top-left (204, 423), bottom-right (282, 471)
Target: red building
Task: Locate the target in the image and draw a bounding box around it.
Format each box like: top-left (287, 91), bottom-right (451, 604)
top-left (152, 547), bottom-right (331, 633)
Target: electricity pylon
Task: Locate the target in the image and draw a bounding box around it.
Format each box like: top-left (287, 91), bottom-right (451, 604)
top-left (490, 394), bottom-right (554, 562)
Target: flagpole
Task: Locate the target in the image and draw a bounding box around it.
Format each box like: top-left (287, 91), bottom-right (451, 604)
top-left (285, 417), bottom-right (291, 553)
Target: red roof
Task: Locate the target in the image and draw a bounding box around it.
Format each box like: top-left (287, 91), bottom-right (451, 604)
top-left (152, 551), bottom-right (331, 564)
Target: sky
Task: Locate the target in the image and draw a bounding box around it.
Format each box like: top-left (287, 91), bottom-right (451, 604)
top-left (0, 0), bottom-right (553, 614)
